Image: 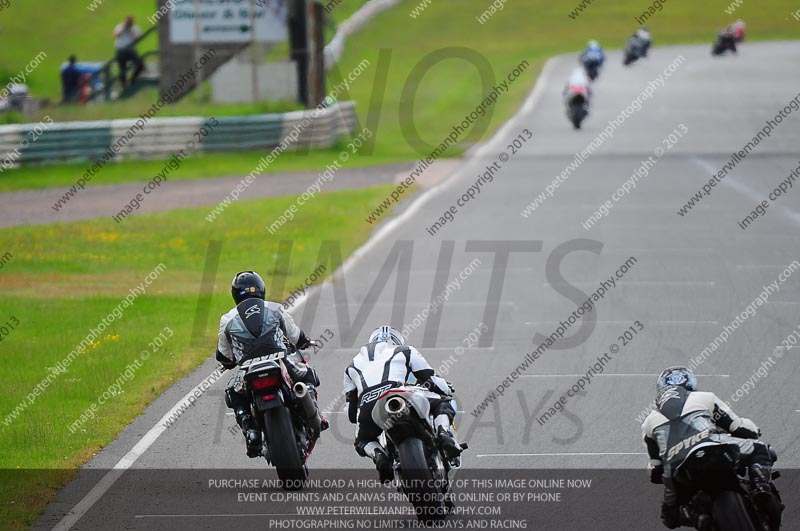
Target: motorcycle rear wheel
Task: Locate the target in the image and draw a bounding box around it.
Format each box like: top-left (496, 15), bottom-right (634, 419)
top-left (712, 490), bottom-right (757, 531)
top-left (264, 407), bottom-right (307, 490)
top-left (398, 438), bottom-right (448, 522)
top-left (569, 109), bottom-right (584, 129)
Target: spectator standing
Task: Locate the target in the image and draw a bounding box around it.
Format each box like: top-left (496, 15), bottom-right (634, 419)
top-left (113, 16), bottom-right (144, 89)
top-left (61, 55), bottom-right (81, 103)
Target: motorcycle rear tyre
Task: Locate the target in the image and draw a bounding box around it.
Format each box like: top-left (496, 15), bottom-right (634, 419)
top-left (711, 490), bottom-right (758, 531)
top-left (265, 407), bottom-right (307, 490)
top-left (398, 438), bottom-right (447, 522)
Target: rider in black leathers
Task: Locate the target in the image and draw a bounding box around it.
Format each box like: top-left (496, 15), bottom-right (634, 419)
top-left (216, 271), bottom-right (324, 457)
top-left (642, 366), bottom-right (782, 529)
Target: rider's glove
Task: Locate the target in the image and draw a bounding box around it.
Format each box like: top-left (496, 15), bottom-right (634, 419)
top-left (650, 463), bottom-right (664, 484)
top-left (216, 350), bottom-right (237, 371)
top-left (296, 331), bottom-right (312, 350)
top-left (660, 503), bottom-right (680, 529)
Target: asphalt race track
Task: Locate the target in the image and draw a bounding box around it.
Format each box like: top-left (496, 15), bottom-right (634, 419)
top-left (36, 42), bottom-right (800, 530)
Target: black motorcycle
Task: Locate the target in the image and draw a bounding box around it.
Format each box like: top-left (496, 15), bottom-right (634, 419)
top-left (671, 444), bottom-right (783, 531)
top-left (712, 32), bottom-right (737, 56)
top-left (566, 91), bottom-right (589, 129)
top-left (623, 36), bottom-right (647, 66)
top-left (371, 385), bottom-right (468, 521)
top-left (583, 60), bottom-right (601, 81)
top-left (237, 341), bottom-right (323, 490)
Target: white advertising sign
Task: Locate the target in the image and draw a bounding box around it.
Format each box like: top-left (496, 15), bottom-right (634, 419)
top-left (169, 0), bottom-right (288, 44)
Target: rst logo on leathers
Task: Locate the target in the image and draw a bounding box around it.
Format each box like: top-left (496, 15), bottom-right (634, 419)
top-left (245, 304), bottom-right (261, 318)
top-left (666, 429), bottom-right (711, 460)
top-left (360, 384), bottom-right (394, 406)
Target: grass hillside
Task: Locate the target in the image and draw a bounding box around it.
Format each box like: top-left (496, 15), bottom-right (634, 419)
top-left (1, 0), bottom-right (797, 190)
top-left (0, 1), bottom-right (157, 100)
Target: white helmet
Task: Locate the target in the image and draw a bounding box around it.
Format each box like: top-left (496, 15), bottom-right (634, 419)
top-left (368, 325), bottom-right (405, 346)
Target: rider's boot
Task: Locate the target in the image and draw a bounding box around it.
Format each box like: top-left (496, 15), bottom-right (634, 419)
top-left (750, 464), bottom-right (782, 529)
top-left (436, 426), bottom-right (463, 461)
top-left (372, 448), bottom-right (393, 484)
top-left (236, 410), bottom-right (262, 458)
top-left (433, 414), bottom-right (462, 461)
top-left (364, 441), bottom-right (393, 484)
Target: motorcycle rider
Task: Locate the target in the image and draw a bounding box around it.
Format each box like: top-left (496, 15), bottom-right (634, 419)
top-left (580, 39), bottom-right (605, 76)
top-left (642, 367), bottom-right (782, 529)
top-left (343, 325), bottom-right (462, 483)
top-left (216, 271), bottom-right (325, 458)
top-left (564, 67), bottom-right (591, 100)
top-left (635, 25), bottom-right (652, 56)
top-left (564, 67), bottom-right (591, 118)
top-left (731, 19), bottom-right (746, 42)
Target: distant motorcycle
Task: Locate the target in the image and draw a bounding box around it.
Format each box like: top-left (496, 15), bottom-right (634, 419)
top-left (623, 36), bottom-right (648, 66)
top-left (565, 87), bottom-right (589, 129)
top-left (669, 443), bottom-right (783, 530)
top-left (580, 44), bottom-right (604, 81)
top-left (583, 59), bottom-right (601, 81)
top-left (238, 340), bottom-right (323, 490)
top-left (372, 385), bottom-right (468, 521)
top-left (712, 31), bottom-right (737, 56)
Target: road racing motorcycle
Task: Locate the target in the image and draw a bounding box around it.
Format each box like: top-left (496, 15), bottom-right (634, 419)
top-left (371, 385), bottom-right (468, 522)
top-left (623, 35), bottom-right (648, 65)
top-left (668, 443), bottom-right (783, 530)
top-left (565, 86), bottom-right (589, 129)
top-left (236, 340), bottom-right (323, 490)
top-left (583, 59), bottom-right (601, 81)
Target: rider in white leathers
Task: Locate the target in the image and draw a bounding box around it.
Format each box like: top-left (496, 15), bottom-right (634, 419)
top-left (343, 325), bottom-right (461, 482)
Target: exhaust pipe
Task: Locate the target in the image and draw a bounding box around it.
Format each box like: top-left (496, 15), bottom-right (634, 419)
top-left (293, 382), bottom-right (322, 433)
top-left (385, 396), bottom-right (408, 416)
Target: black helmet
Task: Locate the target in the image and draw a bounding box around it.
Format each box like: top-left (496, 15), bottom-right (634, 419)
top-left (231, 271), bottom-right (266, 304)
top-left (656, 366), bottom-right (698, 394)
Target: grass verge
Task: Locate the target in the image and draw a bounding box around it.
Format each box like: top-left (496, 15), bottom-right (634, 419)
top-left (0, 143), bottom-right (408, 193)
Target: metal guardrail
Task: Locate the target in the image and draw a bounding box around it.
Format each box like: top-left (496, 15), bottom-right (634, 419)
top-left (0, 101), bottom-right (357, 167)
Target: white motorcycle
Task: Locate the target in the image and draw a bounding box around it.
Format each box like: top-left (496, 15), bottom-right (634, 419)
top-left (371, 385), bottom-right (467, 521)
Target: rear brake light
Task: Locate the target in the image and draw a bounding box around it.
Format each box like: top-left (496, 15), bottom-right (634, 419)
top-left (262, 394), bottom-right (277, 401)
top-left (252, 374), bottom-right (281, 390)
